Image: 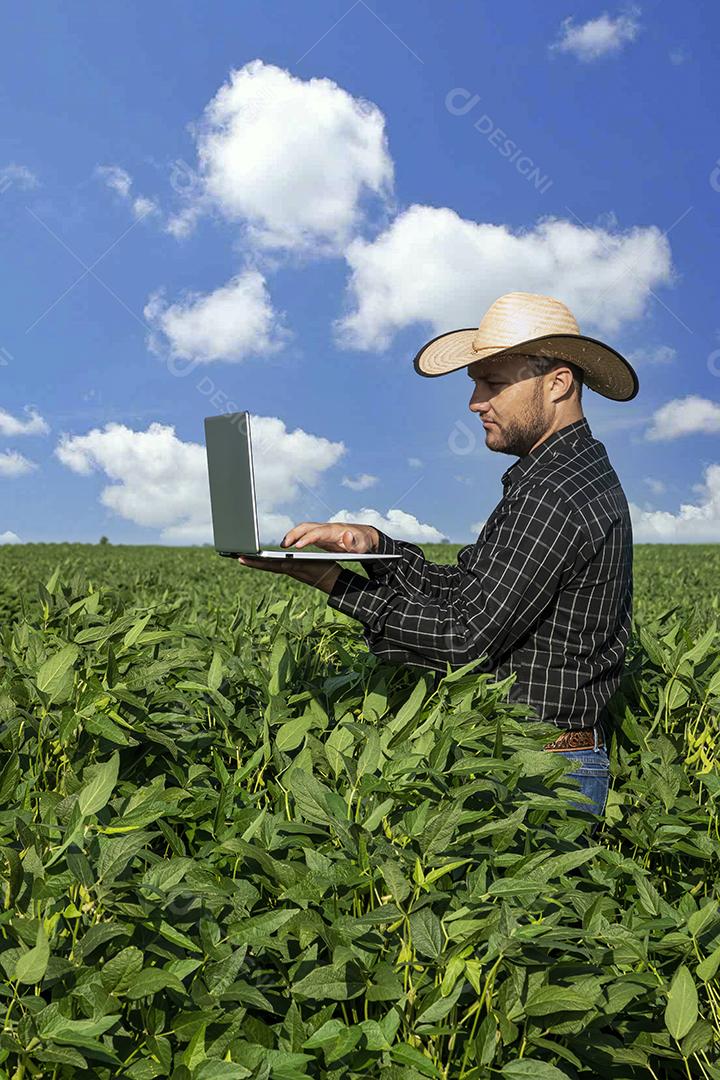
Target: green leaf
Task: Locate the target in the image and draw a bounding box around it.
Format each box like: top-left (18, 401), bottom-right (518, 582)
top-left (0, 754), bottom-right (20, 806)
top-left (531, 847), bottom-right (600, 882)
top-left (634, 874), bottom-right (661, 916)
top-left (78, 751), bottom-right (120, 817)
top-left (681, 1019), bottom-right (714, 1057)
top-left (524, 985), bottom-right (598, 1017)
top-left (1, 847), bottom-right (23, 906)
top-left (362, 678), bottom-right (388, 722)
top-left (207, 649), bottom-right (224, 691)
top-left (502, 1061), bottom-right (571, 1079)
top-left (380, 858), bottom-right (410, 904)
top-left (292, 962), bottom-right (364, 1001)
top-left (357, 728), bottom-right (383, 776)
top-left (386, 673), bottom-right (429, 730)
top-left (74, 921), bottom-right (130, 964)
top-left (697, 943), bottom-right (720, 983)
top-left (665, 964), bottom-right (698, 1040)
top-left (440, 655), bottom-right (490, 683)
top-left (665, 679), bottom-right (690, 712)
top-left (268, 635), bottom-right (291, 695)
top-left (390, 1042), bottom-right (443, 1077)
top-left (123, 614), bottom-right (151, 648)
top-left (679, 622), bottom-right (717, 667)
top-left (687, 900), bottom-right (719, 938)
top-left (14, 921), bottom-right (50, 984)
top-left (409, 907), bottom-right (443, 959)
top-left (416, 978), bottom-right (464, 1023)
top-left (98, 832), bottom-right (152, 882)
top-left (36, 1006), bottom-right (117, 1041)
top-left (303, 1019), bottom-right (346, 1048)
top-left (424, 858), bottom-right (471, 886)
top-left (358, 1018), bottom-right (393, 1051)
top-left (44, 566), bottom-right (61, 594)
top-left (441, 955), bottom-right (466, 997)
top-left (486, 878), bottom-right (544, 899)
top-left (123, 967), bottom-right (187, 999)
top-left (182, 1020), bottom-right (206, 1068)
top-left (475, 1013), bottom-right (499, 1066)
top-left (324, 724), bottom-right (354, 776)
top-left (34, 1047), bottom-right (88, 1069)
top-left (101, 792), bottom-right (186, 833)
top-left (194, 1063), bottom-right (252, 1080)
top-left (288, 769), bottom-right (347, 835)
top-left (276, 716), bottom-right (313, 752)
top-left (707, 665), bottom-right (720, 697)
top-left (99, 946), bottom-right (144, 992)
top-left (151, 919), bottom-right (201, 954)
top-left (36, 643), bottom-right (80, 702)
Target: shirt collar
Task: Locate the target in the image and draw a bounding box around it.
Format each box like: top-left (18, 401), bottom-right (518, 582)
top-left (501, 416), bottom-right (593, 493)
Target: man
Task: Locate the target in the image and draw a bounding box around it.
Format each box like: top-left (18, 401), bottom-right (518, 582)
top-left (237, 291), bottom-right (638, 820)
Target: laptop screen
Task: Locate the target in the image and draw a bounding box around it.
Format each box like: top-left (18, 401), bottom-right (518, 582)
top-left (204, 412), bottom-right (259, 553)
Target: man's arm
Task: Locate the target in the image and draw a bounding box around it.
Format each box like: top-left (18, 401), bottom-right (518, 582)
top-left (268, 519), bottom-right (472, 598)
top-left (362, 527), bottom-right (474, 599)
top-left (327, 487), bottom-right (587, 670)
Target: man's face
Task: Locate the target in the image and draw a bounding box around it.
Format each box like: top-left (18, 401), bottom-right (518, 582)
top-left (467, 353), bottom-right (550, 457)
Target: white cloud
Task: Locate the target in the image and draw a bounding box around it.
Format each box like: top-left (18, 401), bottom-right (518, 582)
top-left (0, 163), bottom-right (39, 190)
top-left (470, 519), bottom-right (486, 535)
top-left (628, 344), bottom-right (676, 365)
top-left (131, 194), bottom-right (159, 219)
top-left (0, 530), bottom-right (21, 544)
top-left (551, 7), bottom-right (641, 61)
top-left (644, 477), bottom-right (666, 495)
top-left (329, 506), bottom-right (446, 543)
top-left (165, 204), bottom-right (205, 240)
top-left (341, 473), bottom-right (378, 491)
top-left (96, 165), bottom-right (158, 220)
top-left (645, 395), bottom-right (720, 441)
top-left (408, 457), bottom-right (423, 468)
top-left (144, 271), bottom-right (288, 364)
top-left (335, 206), bottom-right (673, 351)
top-left (630, 464), bottom-right (720, 542)
top-left (0, 450), bottom-right (37, 477)
top-left (168, 59), bottom-right (393, 253)
top-left (55, 415), bottom-right (345, 545)
top-left (97, 164), bottom-right (132, 199)
top-left (0, 406), bottom-right (50, 437)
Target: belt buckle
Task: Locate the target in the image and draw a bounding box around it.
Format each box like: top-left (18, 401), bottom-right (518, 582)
top-left (543, 728), bottom-right (601, 752)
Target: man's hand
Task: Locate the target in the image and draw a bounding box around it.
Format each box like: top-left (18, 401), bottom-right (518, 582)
top-left (236, 552), bottom-right (342, 594)
top-left (235, 522), bottom-right (380, 594)
top-left (281, 522), bottom-right (380, 554)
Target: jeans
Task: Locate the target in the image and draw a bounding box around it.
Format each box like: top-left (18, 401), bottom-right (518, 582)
top-left (552, 727), bottom-right (610, 825)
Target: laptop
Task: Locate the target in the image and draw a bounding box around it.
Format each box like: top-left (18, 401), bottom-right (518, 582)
top-left (203, 411), bottom-right (403, 561)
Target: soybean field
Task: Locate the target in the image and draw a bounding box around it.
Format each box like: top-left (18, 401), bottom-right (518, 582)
top-left (0, 541), bottom-right (719, 1079)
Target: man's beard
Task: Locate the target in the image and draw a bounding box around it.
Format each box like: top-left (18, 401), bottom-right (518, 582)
top-left (489, 382), bottom-right (548, 457)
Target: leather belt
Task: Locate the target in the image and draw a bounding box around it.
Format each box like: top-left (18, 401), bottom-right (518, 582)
top-left (543, 727), bottom-right (604, 752)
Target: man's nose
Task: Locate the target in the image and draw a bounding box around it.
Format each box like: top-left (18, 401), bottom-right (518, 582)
top-left (469, 388), bottom-right (490, 411)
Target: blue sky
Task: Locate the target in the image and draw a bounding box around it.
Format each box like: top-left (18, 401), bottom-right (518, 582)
top-left (2, 0), bottom-right (720, 545)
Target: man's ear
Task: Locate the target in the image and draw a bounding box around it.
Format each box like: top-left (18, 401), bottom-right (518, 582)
top-left (550, 366), bottom-right (574, 401)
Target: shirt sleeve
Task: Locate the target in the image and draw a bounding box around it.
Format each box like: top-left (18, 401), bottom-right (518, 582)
top-left (360, 528), bottom-right (473, 599)
top-left (326, 487), bottom-right (587, 671)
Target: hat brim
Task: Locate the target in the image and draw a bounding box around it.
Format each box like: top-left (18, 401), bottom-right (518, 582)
top-left (413, 329), bottom-right (639, 402)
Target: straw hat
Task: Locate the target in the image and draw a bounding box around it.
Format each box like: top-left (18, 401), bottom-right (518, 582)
top-left (413, 291), bottom-right (639, 401)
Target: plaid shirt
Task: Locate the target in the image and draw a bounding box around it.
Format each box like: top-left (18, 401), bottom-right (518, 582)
top-left (326, 416), bottom-right (633, 731)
